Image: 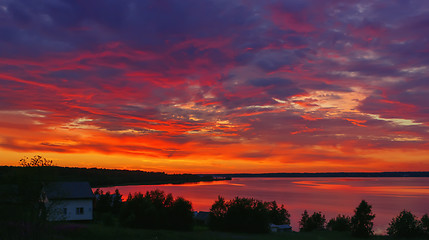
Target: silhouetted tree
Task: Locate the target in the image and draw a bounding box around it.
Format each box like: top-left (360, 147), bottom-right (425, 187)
top-left (94, 189), bottom-right (112, 213)
top-left (327, 214), bottom-right (351, 232)
top-left (209, 196), bottom-right (228, 230)
top-left (387, 210), bottom-right (422, 238)
top-left (299, 210), bottom-right (326, 232)
top-left (167, 197), bottom-right (194, 230)
top-left (421, 214), bottom-right (429, 236)
top-left (112, 189), bottom-right (122, 215)
top-left (19, 155), bottom-right (53, 167)
top-left (351, 200), bottom-right (375, 237)
top-left (94, 188), bottom-right (123, 225)
top-left (267, 201), bottom-right (290, 225)
top-left (145, 189), bottom-right (173, 227)
top-left (120, 193), bottom-right (156, 228)
top-left (299, 210), bottom-right (310, 231)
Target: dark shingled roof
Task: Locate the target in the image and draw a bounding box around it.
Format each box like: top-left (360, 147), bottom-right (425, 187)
top-left (44, 182), bottom-right (94, 200)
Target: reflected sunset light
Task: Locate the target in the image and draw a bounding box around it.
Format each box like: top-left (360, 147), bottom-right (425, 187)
top-left (97, 177), bottom-right (429, 234)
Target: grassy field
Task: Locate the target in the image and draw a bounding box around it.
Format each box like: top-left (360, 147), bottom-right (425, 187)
top-left (39, 223), bottom-right (426, 240)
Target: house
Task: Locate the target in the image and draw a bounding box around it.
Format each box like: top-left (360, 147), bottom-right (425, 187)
top-left (270, 223), bottom-right (292, 232)
top-left (43, 182), bottom-right (94, 221)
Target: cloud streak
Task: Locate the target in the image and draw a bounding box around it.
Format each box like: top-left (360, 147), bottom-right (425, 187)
top-left (1, 0), bottom-right (429, 172)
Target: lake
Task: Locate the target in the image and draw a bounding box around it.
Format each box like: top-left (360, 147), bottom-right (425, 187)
top-left (96, 177), bottom-right (429, 234)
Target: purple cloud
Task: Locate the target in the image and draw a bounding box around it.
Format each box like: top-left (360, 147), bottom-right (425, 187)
top-left (1, 0), bottom-right (429, 171)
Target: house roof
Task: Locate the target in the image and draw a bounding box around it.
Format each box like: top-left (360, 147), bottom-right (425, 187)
top-left (270, 224), bottom-right (292, 229)
top-left (44, 182), bottom-right (94, 200)
top-left (194, 211), bottom-right (210, 221)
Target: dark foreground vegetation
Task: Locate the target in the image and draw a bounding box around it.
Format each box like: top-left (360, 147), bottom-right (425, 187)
top-left (5, 221), bottom-right (429, 240)
top-left (23, 223), bottom-right (429, 240)
top-left (1, 156), bottom-right (429, 239)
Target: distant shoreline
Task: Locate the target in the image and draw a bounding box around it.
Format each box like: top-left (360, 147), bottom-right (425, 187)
top-left (92, 177), bottom-right (231, 188)
top-left (206, 172), bottom-right (429, 178)
top-left (0, 165), bottom-right (229, 188)
top-left (2, 166), bottom-right (428, 189)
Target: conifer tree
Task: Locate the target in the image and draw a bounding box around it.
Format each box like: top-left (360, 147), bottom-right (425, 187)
top-left (351, 200), bottom-right (375, 237)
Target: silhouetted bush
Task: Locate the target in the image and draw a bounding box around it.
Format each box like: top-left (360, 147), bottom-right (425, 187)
top-left (387, 210), bottom-right (422, 238)
top-left (299, 210), bottom-right (326, 232)
top-left (351, 200), bottom-right (375, 237)
top-left (209, 196), bottom-right (290, 233)
top-left (119, 189), bottom-right (193, 230)
top-left (327, 214), bottom-right (351, 231)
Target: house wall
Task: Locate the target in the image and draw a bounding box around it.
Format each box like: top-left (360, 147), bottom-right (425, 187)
top-left (47, 199), bottom-right (93, 221)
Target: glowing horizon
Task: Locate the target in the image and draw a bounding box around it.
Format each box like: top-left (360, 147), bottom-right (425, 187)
top-left (1, 1), bottom-right (429, 173)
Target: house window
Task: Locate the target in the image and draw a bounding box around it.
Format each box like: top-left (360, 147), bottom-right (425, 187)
top-left (76, 207), bottom-right (84, 215)
top-left (63, 208), bottom-right (67, 215)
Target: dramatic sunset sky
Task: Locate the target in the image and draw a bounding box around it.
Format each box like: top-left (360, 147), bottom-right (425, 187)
top-left (1, 0), bottom-right (429, 173)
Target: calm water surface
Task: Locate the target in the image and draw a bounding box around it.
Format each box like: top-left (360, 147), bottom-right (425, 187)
top-left (97, 177), bottom-right (429, 234)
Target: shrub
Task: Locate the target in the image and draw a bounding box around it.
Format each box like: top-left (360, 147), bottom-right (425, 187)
top-left (350, 200), bottom-right (375, 237)
top-left (299, 210), bottom-right (326, 232)
top-left (327, 214), bottom-right (351, 232)
top-left (387, 210), bottom-right (422, 238)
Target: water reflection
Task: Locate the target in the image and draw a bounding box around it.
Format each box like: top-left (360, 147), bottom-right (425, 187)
top-left (96, 177), bottom-right (429, 234)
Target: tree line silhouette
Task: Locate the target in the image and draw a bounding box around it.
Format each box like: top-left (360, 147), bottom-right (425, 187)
top-left (0, 165), bottom-right (216, 188)
top-left (93, 188), bottom-right (429, 238)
